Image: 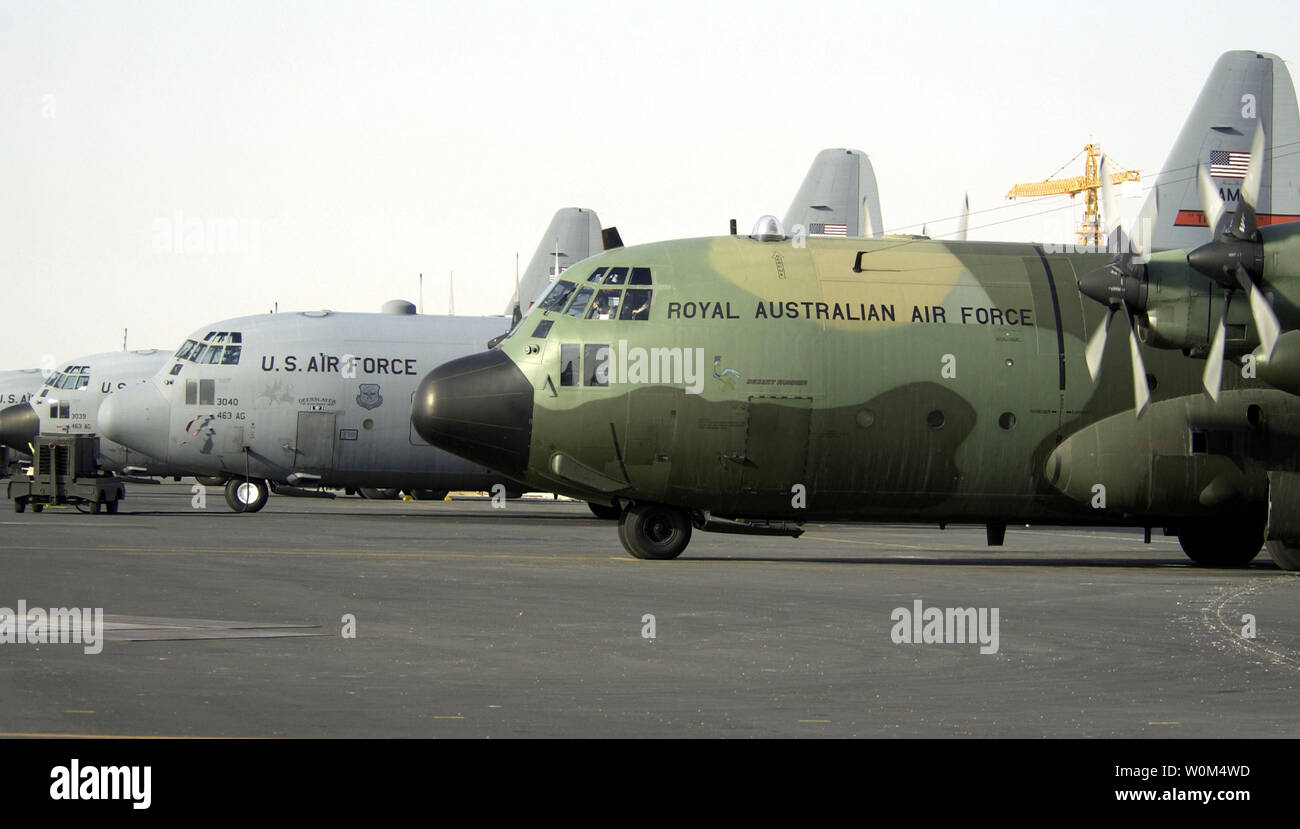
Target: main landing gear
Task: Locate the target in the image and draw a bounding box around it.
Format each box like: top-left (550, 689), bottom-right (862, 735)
top-left (1177, 516), bottom-right (1264, 568)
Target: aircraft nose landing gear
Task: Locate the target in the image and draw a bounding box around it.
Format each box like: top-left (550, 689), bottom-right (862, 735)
top-left (618, 503), bottom-right (692, 560)
top-left (225, 478), bottom-right (269, 513)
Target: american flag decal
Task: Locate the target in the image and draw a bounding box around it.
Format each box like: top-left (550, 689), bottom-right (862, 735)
top-left (810, 222), bottom-right (848, 236)
top-left (1209, 150), bottom-right (1250, 179)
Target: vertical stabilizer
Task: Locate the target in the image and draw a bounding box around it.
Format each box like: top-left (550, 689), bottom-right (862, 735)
top-left (783, 148), bottom-right (884, 238)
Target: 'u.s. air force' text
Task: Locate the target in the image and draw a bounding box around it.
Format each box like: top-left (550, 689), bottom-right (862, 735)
top-left (666, 300), bottom-right (1033, 325)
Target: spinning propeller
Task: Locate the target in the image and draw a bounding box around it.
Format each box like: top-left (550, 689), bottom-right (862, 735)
top-left (1077, 155), bottom-right (1155, 416)
top-left (1187, 125), bottom-right (1279, 401)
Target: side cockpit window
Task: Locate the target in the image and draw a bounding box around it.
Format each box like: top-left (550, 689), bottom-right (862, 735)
top-left (538, 280), bottom-right (577, 312)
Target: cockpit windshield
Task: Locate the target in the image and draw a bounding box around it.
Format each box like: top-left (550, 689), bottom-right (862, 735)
top-left (174, 331), bottom-right (243, 366)
top-left (537, 280), bottom-right (577, 312)
top-left (44, 366), bottom-right (90, 391)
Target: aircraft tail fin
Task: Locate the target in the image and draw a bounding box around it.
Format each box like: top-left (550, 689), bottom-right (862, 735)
top-left (1143, 51), bottom-right (1300, 252)
top-left (783, 148), bottom-right (884, 238)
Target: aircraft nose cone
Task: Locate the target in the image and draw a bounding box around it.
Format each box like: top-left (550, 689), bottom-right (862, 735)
top-left (0, 403), bottom-right (38, 452)
top-left (99, 383), bottom-right (171, 461)
top-left (411, 349), bottom-right (533, 477)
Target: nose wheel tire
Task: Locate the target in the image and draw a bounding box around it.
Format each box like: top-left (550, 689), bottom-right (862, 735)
top-left (225, 478), bottom-right (269, 513)
top-left (618, 503), bottom-right (692, 560)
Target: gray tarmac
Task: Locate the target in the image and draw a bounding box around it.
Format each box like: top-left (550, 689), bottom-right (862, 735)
top-left (1, 482), bottom-right (1297, 738)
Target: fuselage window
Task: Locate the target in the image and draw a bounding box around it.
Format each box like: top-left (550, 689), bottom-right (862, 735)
top-left (538, 280), bottom-right (578, 312)
top-left (559, 344), bottom-right (578, 387)
top-left (586, 289), bottom-right (623, 320)
top-left (583, 344), bottom-right (608, 386)
top-left (620, 289), bottom-right (652, 321)
top-left (565, 286), bottom-right (595, 318)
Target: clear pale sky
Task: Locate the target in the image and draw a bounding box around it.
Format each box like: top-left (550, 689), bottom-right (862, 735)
top-left (1, 0), bottom-right (1297, 367)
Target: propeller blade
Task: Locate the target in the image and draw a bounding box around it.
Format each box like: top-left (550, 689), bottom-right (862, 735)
top-left (1197, 162), bottom-right (1226, 236)
top-left (1241, 123), bottom-right (1265, 211)
top-left (1125, 308), bottom-right (1151, 417)
top-left (1084, 309), bottom-right (1114, 381)
top-left (1236, 264), bottom-right (1281, 358)
top-left (1202, 299), bottom-right (1227, 402)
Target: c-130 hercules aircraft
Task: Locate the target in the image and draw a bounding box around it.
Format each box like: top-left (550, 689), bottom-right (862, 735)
top-left (412, 51), bottom-right (1300, 568)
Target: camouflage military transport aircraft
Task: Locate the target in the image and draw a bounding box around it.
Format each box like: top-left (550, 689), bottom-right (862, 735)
top-left (411, 51), bottom-right (1300, 568)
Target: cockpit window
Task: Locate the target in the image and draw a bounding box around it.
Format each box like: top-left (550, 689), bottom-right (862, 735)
top-left (538, 280), bottom-right (577, 312)
top-left (565, 286), bottom-right (595, 318)
top-left (603, 267), bottom-right (629, 285)
top-left (620, 289), bottom-right (652, 321)
top-left (587, 267), bottom-right (607, 283)
top-left (630, 267), bottom-right (652, 285)
top-left (585, 289), bottom-right (622, 320)
top-left (74, 374), bottom-right (90, 390)
top-left (175, 333), bottom-right (243, 365)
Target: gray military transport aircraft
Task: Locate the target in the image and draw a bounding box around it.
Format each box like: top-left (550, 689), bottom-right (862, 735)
top-left (99, 208), bottom-right (614, 512)
top-left (409, 50), bottom-right (1300, 569)
top-left (0, 350), bottom-right (196, 479)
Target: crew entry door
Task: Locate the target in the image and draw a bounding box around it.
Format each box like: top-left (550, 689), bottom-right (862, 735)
top-left (294, 412), bottom-right (337, 474)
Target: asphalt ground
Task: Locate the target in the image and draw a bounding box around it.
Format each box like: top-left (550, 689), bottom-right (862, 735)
top-left (1, 482), bottom-right (1296, 739)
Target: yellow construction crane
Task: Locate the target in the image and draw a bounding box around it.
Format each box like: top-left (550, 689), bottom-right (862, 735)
top-left (1006, 144), bottom-right (1140, 247)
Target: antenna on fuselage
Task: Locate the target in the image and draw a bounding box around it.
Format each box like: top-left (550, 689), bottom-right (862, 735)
top-left (419, 272), bottom-right (424, 314)
top-left (448, 270), bottom-right (455, 316)
top-left (122, 328), bottom-right (127, 351)
top-left (512, 254), bottom-right (522, 327)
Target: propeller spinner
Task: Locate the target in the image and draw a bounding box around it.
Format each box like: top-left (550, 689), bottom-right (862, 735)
top-left (1187, 125), bottom-right (1280, 401)
top-left (1077, 155), bottom-right (1153, 416)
